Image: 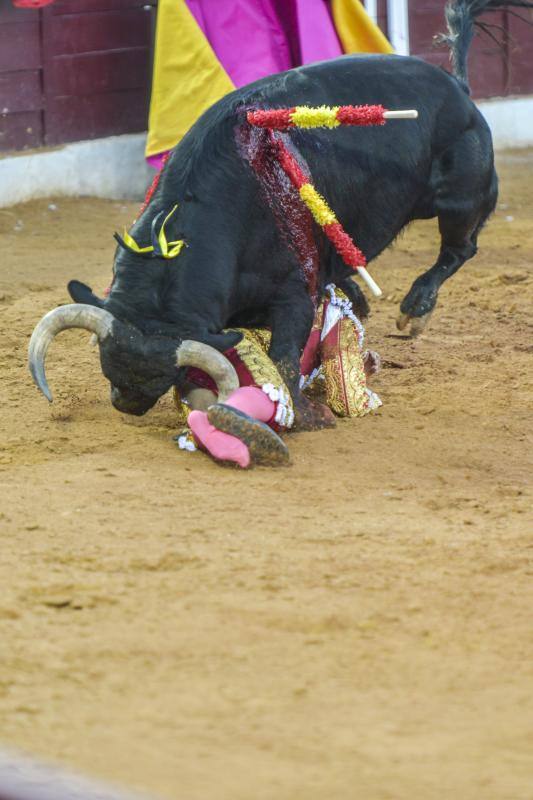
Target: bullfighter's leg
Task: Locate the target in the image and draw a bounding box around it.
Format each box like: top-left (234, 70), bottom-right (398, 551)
top-left (189, 388), bottom-right (289, 468)
top-left (268, 281), bottom-right (336, 431)
top-left (398, 126), bottom-right (498, 336)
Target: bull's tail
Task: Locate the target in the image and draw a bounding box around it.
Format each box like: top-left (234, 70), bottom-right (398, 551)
top-left (443, 0), bottom-right (533, 91)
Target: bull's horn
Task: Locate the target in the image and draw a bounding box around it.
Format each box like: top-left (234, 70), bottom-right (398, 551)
top-left (177, 340), bottom-right (239, 403)
top-left (28, 304), bottom-right (115, 402)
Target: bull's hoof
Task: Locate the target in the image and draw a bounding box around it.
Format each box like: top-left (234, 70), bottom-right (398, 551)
top-left (398, 276), bottom-right (438, 337)
top-left (293, 400), bottom-right (336, 431)
top-left (207, 404), bottom-right (290, 467)
top-left (396, 310), bottom-right (433, 338)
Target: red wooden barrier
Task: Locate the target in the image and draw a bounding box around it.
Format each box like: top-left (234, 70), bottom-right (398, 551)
top-left (0, 0), bottom-right (153, 153)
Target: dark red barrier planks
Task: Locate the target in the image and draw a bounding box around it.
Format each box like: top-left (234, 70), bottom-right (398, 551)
top-left (0, 1), bottom-right (37, 23)
top-left (42, 8), bottom-right (150, 54)
top-left (45, 48), bottom-right (150, 97)
top-left (40, 2), bottom-right (151, 146)
top-left (507, 6), bottom-right (533, 95)
top-left (0, 111), bottom-right (43, 151)
top-left (44, 89), bottom-right (149, 144)
top-left (0, 5), bottom-right (43, 153)
top-left (0, 70), bottom-right (41, 114)
top-left (409, 5), bottom-right (509, 98)
top-left (376, 0), bottom-right (388, 36)
top-left (0, 21), bottom-right (41, 72)
top-left (49, 0), bottom-right (150, 12)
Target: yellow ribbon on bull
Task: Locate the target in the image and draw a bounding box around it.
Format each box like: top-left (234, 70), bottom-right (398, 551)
top-left (121, 205), bottom-right (185, 259)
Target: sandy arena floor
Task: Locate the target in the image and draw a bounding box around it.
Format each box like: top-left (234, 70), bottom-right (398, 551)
top-left (0, 151), bottom-right (532, 800)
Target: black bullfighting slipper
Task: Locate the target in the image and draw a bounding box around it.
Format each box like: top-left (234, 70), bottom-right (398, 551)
top-left (207, 404), bottom-right (290, 467)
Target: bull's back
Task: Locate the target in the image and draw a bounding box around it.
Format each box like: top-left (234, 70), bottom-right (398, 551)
top-left (231, 54), bottom-right (476, 148)
top-left (174, 54), bottom-right (476, 174)
top-left (163, 54), bottom-right (487, 264)
top-left (233, 55), bottom-right (482, 258)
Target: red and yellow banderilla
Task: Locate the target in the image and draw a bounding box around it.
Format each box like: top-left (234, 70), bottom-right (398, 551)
top-left (247, 105), bottom-right (418, 298)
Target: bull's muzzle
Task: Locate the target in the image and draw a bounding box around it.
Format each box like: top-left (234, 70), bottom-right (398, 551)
top-left (28, 303), bottom-right (239, 406)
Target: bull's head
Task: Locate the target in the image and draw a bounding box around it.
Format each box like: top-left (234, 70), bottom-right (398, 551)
top-left (28, 302), bottom-right (239, 415)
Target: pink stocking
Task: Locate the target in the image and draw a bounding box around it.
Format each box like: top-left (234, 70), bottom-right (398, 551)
top-left (224, 386), bottom-right (275, 421)
top-left (188, 388), bottom-right (276, 468)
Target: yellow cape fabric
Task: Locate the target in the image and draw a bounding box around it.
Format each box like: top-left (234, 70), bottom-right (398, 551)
top-left (332, 0), bottom-right (393, 55)
top-left (146, 0), bottom-right (393, 158)
top-left (145, 0), bottom-right (234, 158)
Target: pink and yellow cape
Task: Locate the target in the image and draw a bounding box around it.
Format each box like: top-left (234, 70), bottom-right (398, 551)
top-left (146, 0), bottom-right (393, 166)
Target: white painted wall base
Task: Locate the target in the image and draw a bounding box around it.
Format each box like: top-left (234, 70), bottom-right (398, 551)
top-left (0, 133), bottom-right (152, 209)
top-left (0, 96), bottom-right (532, 209)
top-left (477, 95), bottom-right (533, 149)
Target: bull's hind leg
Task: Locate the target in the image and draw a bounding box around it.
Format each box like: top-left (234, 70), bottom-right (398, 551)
top-left (398, 126), bottom-right (498, 337)
top-left (397, 215), bottom-right (481, 336)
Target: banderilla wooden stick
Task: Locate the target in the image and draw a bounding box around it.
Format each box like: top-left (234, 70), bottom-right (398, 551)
top-left (383, 110), bottom-right (419, 119)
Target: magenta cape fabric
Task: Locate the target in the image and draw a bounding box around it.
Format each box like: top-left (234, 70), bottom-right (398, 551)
top-left (147, 0), bottom-right (344, 168)
top-left (184, 0), bottom-right (343, 87)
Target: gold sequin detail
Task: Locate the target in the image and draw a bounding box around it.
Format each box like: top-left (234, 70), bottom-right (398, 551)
top-left (322, 316), bottom-right (370, 417)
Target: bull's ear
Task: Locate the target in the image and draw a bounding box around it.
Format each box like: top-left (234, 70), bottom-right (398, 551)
top-left (67, 280), bottom-right (104, 308)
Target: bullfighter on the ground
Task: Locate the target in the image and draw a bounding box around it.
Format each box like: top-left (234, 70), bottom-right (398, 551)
top-left (113, 102), bottom-right (392, 467)
top-left (173, 282), bottom-right (382, 468)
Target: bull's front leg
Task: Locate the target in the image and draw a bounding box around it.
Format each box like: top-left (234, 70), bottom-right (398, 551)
top-left (268, 284), bottom-right (335, 431)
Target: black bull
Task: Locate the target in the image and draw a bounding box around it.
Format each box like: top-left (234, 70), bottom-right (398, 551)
top-left (31, 53), bottom-right (498, 426)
